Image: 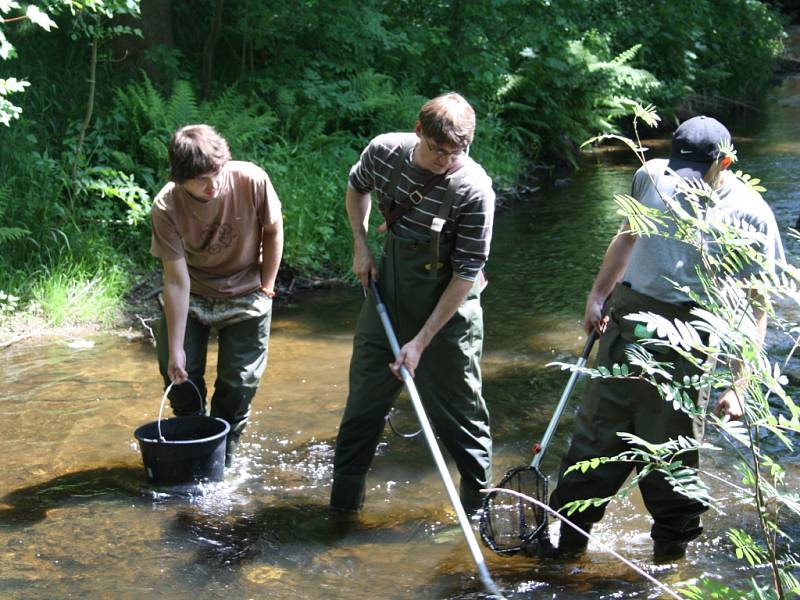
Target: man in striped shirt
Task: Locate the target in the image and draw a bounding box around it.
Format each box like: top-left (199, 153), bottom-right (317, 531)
top-left (330, 93), bottom-right (495, 514)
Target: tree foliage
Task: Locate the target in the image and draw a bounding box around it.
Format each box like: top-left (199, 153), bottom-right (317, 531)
top-left (0, 0), bottom-right (788, 321)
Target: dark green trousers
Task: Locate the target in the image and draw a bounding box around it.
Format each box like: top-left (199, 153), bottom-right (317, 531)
top-left (331, 233), bottom-right (492, 512)
top-left (156, 293), bottom-right (271, 444)
top-left (549, 283), bottom-right (707, 544)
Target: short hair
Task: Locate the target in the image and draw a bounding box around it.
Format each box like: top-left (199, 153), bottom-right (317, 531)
top-left (418, 93), bottom-right (476, 149)
top-left (168, 124), bottom-right (231, 183)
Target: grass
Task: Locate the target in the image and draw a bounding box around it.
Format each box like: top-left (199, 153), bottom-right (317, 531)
top-left (28, 263), bottom-right (130, 327)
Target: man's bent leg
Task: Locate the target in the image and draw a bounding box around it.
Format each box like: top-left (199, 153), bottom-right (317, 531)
top-left (635, 375), bottom-right (706, 558)
top-left (548, 375), bottom-right (643, 552)
top-left (415, 298), bottom-right (491, 515)
top-left (639, 468), bottom-right (704, 561)
top-left (212, 311), bottom-right (271, 466)
top-left (156, 313), bottom-right (210, 415)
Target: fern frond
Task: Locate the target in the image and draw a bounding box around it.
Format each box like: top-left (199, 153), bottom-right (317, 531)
top-left (167, 80), bottom-right (200, 129)
top-left (0, 226), bottom-right (30, 245)
top-left (613, 44), bottom-right (642, 65)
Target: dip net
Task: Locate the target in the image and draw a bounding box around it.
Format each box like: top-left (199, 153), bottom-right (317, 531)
top-left (479, 465), bottom-right (549, 556)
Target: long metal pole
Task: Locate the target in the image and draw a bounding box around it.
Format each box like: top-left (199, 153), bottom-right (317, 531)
top-left (531, 329), bottom-right (597, 469)
top-left (369, 280), bottom-right (503, 598)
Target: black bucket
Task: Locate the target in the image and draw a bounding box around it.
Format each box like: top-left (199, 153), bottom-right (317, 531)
top-left (134, 381), bottom-right (230, 485)
top-left (134, 415), bottom-right (230, 485)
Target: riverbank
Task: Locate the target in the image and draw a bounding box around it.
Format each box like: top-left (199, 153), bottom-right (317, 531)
top-left (0, 158), bottom-right (554, 350)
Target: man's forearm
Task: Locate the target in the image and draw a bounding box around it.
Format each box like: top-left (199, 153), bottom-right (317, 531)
top-left (414, 276), bottom-right (474, 348)
top-left (163, 278), bottom-right (189, 356)
top-left (731, 301), bottom-right (768, 390)
top-left (346, 185), bottom-right (372, 248)
top-left (261, 220), bottom-right (284, 292)
top-left (589, 225), bottom-right (637, 301)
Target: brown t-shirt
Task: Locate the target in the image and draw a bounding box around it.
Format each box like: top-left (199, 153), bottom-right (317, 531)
top-left (150, 161), bottom-right (281, 298)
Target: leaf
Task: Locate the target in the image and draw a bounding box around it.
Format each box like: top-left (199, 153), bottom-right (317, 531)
top-left (25, 5), bottom-right (57, 31)
top-left (0, 31), bottom-right (14, 61)
top-left (0, 226), bottom-right (30, 244)
top-left (728, 528), bottom-right (768, 567)
top-left (0, 94), bottom-right (23, 126)
top-left (0, 1), bottom-right (21, 14)
top-left (0, 77), bottom-right (29, 94)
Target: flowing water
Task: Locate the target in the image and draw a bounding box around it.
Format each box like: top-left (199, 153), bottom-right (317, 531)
top-left (2, 52), bottom-right (800, 600)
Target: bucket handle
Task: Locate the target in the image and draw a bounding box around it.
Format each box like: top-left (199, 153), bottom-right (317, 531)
top-left (156, 379), bottom-right (205, 442)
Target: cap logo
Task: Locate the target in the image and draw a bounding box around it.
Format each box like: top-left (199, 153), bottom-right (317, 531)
top-left (679, 149), bottom-right (693, 154)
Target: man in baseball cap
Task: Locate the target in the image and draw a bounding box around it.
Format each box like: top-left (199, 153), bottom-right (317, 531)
top-left (549, 114), bottom-right (785, 562)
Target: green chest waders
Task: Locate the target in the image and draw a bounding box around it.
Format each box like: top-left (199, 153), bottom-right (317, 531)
top-left (549, 283), bottom-right (708, 546)
top-left (331, 231), bottom-right (492, 513)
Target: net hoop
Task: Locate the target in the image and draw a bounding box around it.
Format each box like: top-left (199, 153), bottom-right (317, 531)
top-left (479, 465), bottom-right (548, 556)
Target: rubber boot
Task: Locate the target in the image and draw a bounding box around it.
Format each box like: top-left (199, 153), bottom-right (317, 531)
top-left (225, 434), bottom-right (240, 468)
top-left (330, 474), bottom-right (366, 512)
top-left (459, 480), bottom-right (484, 517)
top-left (558, 521), bottom-right (592, 556)
top-left (653, 539), bottom-right (688, 562)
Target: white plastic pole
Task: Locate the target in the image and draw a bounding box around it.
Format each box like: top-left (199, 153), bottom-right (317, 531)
top-left (370, 281), bottom-right (503, 598)
top-left (531, 330), bottom-right (597, 469)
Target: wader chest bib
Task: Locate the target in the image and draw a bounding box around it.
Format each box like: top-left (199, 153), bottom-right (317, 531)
top-left (382, 139), bottom-right (461, 280)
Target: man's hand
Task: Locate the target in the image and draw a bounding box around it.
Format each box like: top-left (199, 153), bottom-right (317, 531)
top-left (584, 294), bottom-right (609, 335)
top-left (168, 348), bottom-right (188, 384)
top-left (390, 336), bottom-right (425, 380)
top-left (353, 242), bottom-right (378, 289)
top-left (714, 388), bottom-right (745, 420)
top-left (162, 257), bottom-right (190, 386)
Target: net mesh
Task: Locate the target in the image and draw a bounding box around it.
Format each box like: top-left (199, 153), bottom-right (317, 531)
top-left (480, 466), bottom-right (549, 556)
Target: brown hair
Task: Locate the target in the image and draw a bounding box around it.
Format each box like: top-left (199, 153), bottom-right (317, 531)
top-left (168, 124), bottom-right (231, 183)
top-left (417, 93), bottom-right (476, 149)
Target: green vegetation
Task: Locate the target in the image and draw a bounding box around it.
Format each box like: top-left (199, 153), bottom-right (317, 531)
top-left (0, 0), bottom-right (788, 327)
top-left (30, 262), bottom-right (129, 326)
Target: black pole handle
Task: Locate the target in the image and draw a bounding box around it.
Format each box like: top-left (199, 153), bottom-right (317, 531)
top-left (369, 277), bottom-right (382, 305)
top-left (581, 328), bottom-right (599, 360)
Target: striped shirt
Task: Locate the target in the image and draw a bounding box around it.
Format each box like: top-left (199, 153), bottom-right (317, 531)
top-left (349, 132), bottom-right (495, 281)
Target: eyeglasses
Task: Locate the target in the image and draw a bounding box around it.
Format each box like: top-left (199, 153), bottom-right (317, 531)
top-left (425, 139), bottom-right (466, 160)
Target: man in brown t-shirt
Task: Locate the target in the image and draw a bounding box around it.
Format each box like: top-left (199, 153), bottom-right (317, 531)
top-left (150, 124), bottom-right (283, 467)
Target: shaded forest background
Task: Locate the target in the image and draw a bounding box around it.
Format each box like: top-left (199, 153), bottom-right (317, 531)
top-left (0, 0), bottom-right (792, 326)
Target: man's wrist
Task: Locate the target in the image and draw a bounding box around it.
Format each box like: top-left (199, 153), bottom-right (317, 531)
top-left (413, 331), bottom-right (431, 350)
top-left (260, 286), bottom-right (276, 298)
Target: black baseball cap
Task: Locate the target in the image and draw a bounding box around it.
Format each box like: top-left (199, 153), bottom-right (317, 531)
top-left (667, 115), bottom-right (732, 181)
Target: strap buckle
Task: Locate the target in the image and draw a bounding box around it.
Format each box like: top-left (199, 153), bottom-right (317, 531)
top-left (430, 217), bottom-right (446, 233)
top-left (409, 190), bottom-right (424, 205)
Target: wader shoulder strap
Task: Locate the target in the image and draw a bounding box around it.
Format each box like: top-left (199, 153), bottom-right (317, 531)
top-left (429, 179), bottom-right (459, 278)
top-left (384, 144), bottom-right (409, 215)
top-left (383, 151), bottom-right (463, 231)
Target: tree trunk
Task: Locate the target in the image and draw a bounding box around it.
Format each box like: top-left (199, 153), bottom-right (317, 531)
top-left (72, 37), bottom-right (98, 184)
top-left (141, 0), bottom-right (174, 49)
top-left (111, 0), bottom-right (175, 85)
top-left (201, 0), bottom-right (225, 100)
top-left (240, 0), bottom-right (250, 79)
